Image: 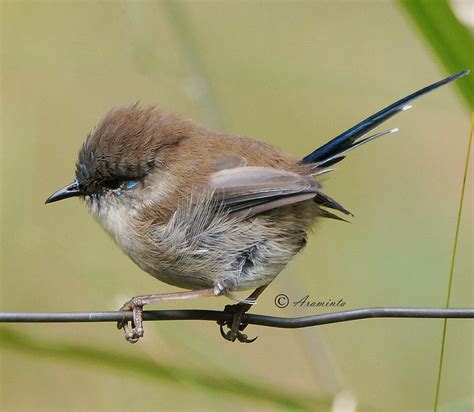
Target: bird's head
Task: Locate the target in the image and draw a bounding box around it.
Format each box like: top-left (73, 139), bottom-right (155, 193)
top-left (45, 104), bottom-right (191, 214)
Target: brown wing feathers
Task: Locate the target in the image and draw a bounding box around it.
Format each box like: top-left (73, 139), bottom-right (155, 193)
top-left (208, 165), bottom-right (351, 220)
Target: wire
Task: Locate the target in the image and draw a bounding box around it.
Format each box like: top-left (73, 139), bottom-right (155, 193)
top-left (0, 307), bottom-right (473, 326)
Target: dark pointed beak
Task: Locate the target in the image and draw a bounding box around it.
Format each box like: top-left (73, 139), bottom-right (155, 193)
top-left (45, 180), bottom-right (81, 204)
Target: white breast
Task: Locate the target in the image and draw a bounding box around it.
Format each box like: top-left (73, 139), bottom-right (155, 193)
top-left (86, 171), bottom-right (176, 257)
top-left (88, 195), bottom-right (138, 254)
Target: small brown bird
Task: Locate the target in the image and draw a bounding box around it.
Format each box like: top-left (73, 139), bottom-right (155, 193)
top-left (46, 70), bottom-right (468, 343)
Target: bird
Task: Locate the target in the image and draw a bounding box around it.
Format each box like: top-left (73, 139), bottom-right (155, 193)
top-left (46, 70), bottom-right (468, 343)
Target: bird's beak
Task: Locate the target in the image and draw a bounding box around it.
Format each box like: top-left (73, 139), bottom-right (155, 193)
top-left (45, 180), bottom-right (81, 204)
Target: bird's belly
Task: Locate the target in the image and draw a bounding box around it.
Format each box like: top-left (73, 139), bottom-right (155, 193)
top-left (88, 171), bottom-right (319, 292)
top-left (142, 242), bottom-right (285, 292)
top-left (131, 208), bottom-right (315, 292)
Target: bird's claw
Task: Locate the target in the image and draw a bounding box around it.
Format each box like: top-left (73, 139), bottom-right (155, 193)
top-left (219, 324), bottom-right (258, 343)
top-left (218, 303), bottom-right (258, 343)
top-left (117, 298), bottom-right (145, 344)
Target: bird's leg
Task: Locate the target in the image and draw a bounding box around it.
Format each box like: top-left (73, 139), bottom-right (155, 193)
top-left (117, 288), bottom-right (217, 343)
top-left (219, 285), bottom-right (268, 343)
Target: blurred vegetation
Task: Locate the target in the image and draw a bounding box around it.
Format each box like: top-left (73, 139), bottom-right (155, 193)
top-left (0, 328), bottom-right (330, 411)
top-left (1, 1), bottom-right (472, 411)
top-left (398, 0), bottom-right (474, 109)
top-left (397, 1), bottom-right (473, 411)
top-left (398, 1), bottom-right (473, 410)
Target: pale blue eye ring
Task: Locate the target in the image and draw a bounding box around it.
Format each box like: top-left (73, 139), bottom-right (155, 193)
top-left (126, 180), bottom-right (138, 190)
top-left (113, 180), bottom-right (137, 196)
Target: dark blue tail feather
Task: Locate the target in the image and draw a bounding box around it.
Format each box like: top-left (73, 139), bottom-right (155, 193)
top-left (302, 70), bottom-right (469, 166)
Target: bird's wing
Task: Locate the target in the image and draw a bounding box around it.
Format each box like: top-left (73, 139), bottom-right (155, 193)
top-left (208, 166), bottom-right (319, 218)
top-left (211, 155), bottom-right (248, 172)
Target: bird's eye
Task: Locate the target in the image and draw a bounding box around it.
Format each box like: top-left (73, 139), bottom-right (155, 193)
top-left (113, 180), bottom-right (138, 196)
top-left (125, 180), bottom-right (138, 190)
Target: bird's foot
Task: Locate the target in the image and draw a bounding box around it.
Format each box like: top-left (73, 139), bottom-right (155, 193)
top-left (116, 288), bottom-right (217, 344)
top-left (218, 303), bottom-right (257, 343)
top-left (117, 297), bottom-right (146, 344)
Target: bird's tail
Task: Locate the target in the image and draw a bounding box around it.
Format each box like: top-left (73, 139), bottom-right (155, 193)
top-left (301, 70), bottom-right (469, 169)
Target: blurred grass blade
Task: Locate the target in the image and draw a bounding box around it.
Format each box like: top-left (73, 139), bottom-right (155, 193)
top-left (398, 0), bottom-right (473, 110)
top-left (161, 0), bottom-right (224, 129)
top-left (0, 327), bottom-right (332, 411)
top-left (398, 2), bottom-right (473, 410)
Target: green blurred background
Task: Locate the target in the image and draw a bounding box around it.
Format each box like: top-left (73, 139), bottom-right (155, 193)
top-left (1, 1), bottom-right (472, 411)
